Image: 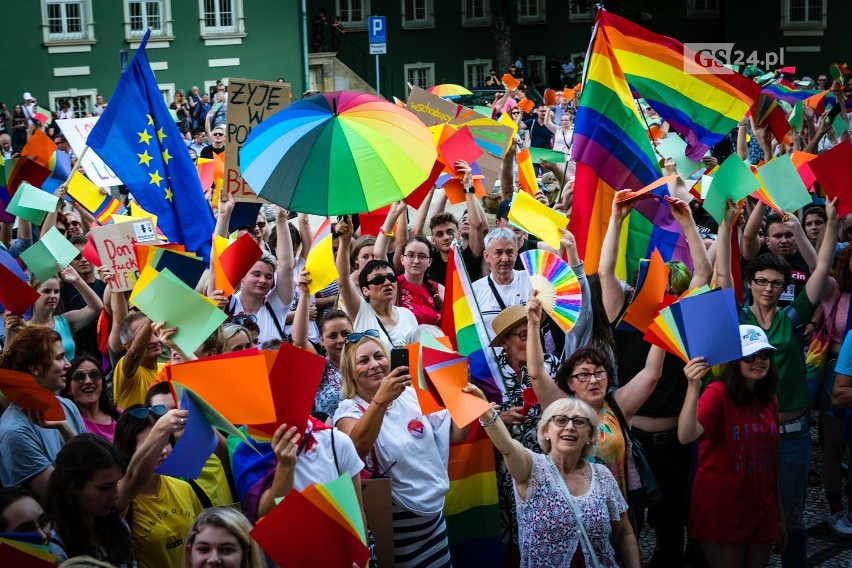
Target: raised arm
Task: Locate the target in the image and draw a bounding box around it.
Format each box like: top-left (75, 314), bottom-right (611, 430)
top-left (666, 197), bottom-right (712, 288)
top-left (741, 199), bottom-right (766, 262)
top-left (57, 265), bottom-right (103, 333)
top-left (526, 296), bottom-right (568, 409)
top-left (785, 212), bottom-right (816, 272)
top-left (677, 357), bottom-right (709, 443)
top-left (257, 424), bottom-right (300, 518)
top-left (120, 316), bottom-right (154, 378)
top-left (213, 187), bottom-right (234, 239)
top-left (374, 201), bottom-right (406, 261)
top-left (612, 345), bottom-right (665, 422)
top-left (273, 207), bottom-right (295, 305)
top-left (463, 166), bottom-right (488, 259)
top-left (291, 272), bottom-right (321, 354)
top-left (600, 190), bottom-right (634, 322)
top-left (713, 199), bottom-right (738, 290)
top-left (805, 198), bottom-right (839, 305)
top-left (334, 217), bottom-right (361, 319)
top-left (297, 213), bottom-right (312, 261)
top-left (411, 188), bottom-right (435, 237)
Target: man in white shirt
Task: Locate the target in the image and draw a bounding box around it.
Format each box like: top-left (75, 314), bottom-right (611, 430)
top-left (472, 228), bottom-right (533, 332)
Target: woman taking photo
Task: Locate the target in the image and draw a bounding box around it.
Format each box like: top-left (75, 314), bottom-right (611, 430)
top-left (334, 334), bottom-right (468, 567)
top-left (678, 326), bottom-right (785, 567)
top-left (0, 327), bottom-right (85, 501)
top-left (468, 384), bottom-right (639, 567)
top-left (60, 354), bottom-right (120, 442)
top-left (114, 404), bottom-right (203, 567)
top-left (5, 266), bottom-right (104, 361)
top-left (336, 218), bottom-right (418, 350)
top-left (170, 91), bottom-right (191, 139)
top-left (396, 235), bottom-right (443, 326)
top-left (181, 507), bottom-right (266, 568)
top-left (47, 409), bottom-right (188, 566)
top-left (291, 270), bottom-right (353, 419)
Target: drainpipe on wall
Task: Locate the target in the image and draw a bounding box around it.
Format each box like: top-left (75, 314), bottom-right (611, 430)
top-left (301, 0), bottom-right (309, 93)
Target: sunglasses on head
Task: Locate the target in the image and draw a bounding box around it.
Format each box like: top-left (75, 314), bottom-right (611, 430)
top-left (126, 405), bottom-right (167, 420)
top-left (345, 329), bottom-right (380, 343)
top-left (742, 349), bottom-right (773, 363)
top-left (366, 273), bottom-right (397, 286)
top-left (71, 369), bottom-right (102, 382)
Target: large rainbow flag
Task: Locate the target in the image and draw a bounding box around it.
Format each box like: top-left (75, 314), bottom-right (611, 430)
top-left (440, 244), bottom-right (502, 564)
top-left (570, 9), bottom-right (760, 277)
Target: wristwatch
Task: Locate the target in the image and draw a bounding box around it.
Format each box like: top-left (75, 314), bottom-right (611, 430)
top-left (463, 185), bottom-right (476, 194)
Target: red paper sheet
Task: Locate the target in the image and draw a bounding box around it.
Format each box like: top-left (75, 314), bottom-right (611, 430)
top-left (0, 543), bottom-right (55, 568)
top-left (7, 158), bottom-right (51, 195)
top-left (0, 263), bottom-right (40, 315)
top-left (0, 370), bottom-right (64, 421)
top-left (219, 233), bottom-right (263, 288)
top-left (808, 140), bottom-right (852, 215)
top-left (405, 160), bottom-right (444, 208)
top-left (358, 205), bottom-right (391, 238)
top-left (438, 126), bottom-right (483, 176)
top-left (81, 233), bottom-right (102, 267)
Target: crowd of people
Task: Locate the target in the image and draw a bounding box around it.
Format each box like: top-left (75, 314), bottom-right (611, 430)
top-left (1, 55), bottom-right (852, 568)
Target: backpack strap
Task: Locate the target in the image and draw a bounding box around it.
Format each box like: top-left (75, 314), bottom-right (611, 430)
top-left (186, 478), bottom-right (213, 509)
top-left (264, 302), bottom-right (286, 340)
top-left (604, 391), bottom-right (630, 440)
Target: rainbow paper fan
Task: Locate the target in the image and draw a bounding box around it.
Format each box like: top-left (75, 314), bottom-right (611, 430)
top-left (520, 249), bottom-right (582, 332)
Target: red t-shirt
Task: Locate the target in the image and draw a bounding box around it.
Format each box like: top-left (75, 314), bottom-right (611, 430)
top-left (688, 381), bottom-right (779, 544)
top-left (397, 275), bottom-right (440, 326)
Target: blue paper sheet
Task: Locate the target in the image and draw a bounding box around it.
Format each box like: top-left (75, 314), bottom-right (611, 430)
top-left (675, 288), bottom-right (742, 366)
top-left (155, 391), bottom-right (217, 479)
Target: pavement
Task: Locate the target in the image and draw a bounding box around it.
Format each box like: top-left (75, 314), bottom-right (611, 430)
top-left (637, 410), bottom-right (852, 567)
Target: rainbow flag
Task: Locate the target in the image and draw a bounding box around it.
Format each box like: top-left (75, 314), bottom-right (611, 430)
top-left (761, 83), bottom-right (821, 106)
top-left (570, 9), bottom-right (759, 277)
top-left (440, 244), bottom-right (502, 563)
top-left (67, 171), bottom-right (125, 224)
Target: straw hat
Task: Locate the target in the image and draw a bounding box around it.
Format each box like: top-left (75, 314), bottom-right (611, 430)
top-left (489, 304), bottom-right (528, 347)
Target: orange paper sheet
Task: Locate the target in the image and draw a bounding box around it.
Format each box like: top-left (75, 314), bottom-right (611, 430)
top-left (501, 73), bottom-right (520, 91)
top-left (423, 357), bottom-right (491, 429)
top-left (621, 250), bottom-right (670, 332)
top-left (443, 176), bottom-right (486, 205)
top-left (406, 343), bottom-right (445, 415)
top-left (0, 370), bottom-right (64, 421)
top-left (516, 97), bottom-right (534, 114)
top-left (302, 485), bottom-right (361, 541)
top-left (543, 89), bottom-right (557, 106)
top-left (614, 175), bottom-right (678, 203)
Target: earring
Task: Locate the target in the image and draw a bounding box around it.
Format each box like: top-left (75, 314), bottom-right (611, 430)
top-left (545, 437), bottom-right (550, 441)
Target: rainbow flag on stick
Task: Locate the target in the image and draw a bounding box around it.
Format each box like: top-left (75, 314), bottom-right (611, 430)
top-left (67, 171), bottom-right (125, 224)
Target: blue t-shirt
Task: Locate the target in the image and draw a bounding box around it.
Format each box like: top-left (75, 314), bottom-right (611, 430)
top-left (834, 329), bottom-right (852, 376)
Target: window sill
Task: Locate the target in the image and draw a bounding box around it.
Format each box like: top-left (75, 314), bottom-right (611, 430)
top-left (44, 38), bottom-right (96, 47)
top-left (461, 19), bottom-right (491, 27)
top-left (200, 31), bottom-right (246, 39)
top-left (126, 35), bottom-right (174, 48)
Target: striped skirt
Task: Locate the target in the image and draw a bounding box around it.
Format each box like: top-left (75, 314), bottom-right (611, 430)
top-left (391, 504), bottom-right (452, 568)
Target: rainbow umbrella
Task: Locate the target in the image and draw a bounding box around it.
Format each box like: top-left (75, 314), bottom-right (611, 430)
top-left (239, 91), bottom-right (436, 215)
top-left (428, 84), bottom-right (472, 97)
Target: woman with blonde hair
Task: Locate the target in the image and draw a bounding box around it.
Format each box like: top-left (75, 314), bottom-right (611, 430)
top-left (182, 507), bottom-right (266, 568)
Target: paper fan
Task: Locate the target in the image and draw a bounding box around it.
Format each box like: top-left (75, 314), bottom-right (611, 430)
top-left (520, 249), bottom-right (582, 332)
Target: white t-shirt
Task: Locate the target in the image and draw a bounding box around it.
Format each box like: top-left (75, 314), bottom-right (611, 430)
top-left (228, 281), bottom-right (291, 346)
top-left (472, 270), bottom-right (534, 334)
top-left (294, 427), bottom-right (363, 490)
top-left (334, 388), bottom-right (451, 515)
top-left (353, 296), bottom-right (418, 350)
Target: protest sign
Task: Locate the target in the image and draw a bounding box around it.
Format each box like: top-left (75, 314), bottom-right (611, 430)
top-left (56, 118), bottom-right (123, 188)
top-left (225, 78), bottom-right (291, 202)
top-left (90, 219), bottom-right (155, 291)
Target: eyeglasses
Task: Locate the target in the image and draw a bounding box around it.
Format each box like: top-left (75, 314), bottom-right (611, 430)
top-left (742, 349), bottom-right (773, 363)
top-left (71, 369), bottom-right (102, 383)
top-left (15, 512), bottom-right (54, 534)
top-left (511, 111), bottom-right (521, 115)
top-left (506, 331), bottom-right (528, 341)
top-left (751, 277), bottom-right (785, 290)
top-left (570, 369), bottom-right (608, 382)
top-left (366, 273), bottom-right (397, 286)
top-left (231, 314), bottom-right (258, 327)
top-left (126, 405), bottom-right (167, 420)
top-left (211, 132), bottom-right (224, 137)
top-left (345, 329), bottom-right (381, 343)
top-left (69, 220), bottom-right (81, 227)
top-left (254, 221), bottom-right (267, 229)
top-left (402, 253), bottom-right (430, 262)
top-left (550, 415), bottom-right (591, 429)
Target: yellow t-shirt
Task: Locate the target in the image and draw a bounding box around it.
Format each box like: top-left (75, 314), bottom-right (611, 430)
top-left (128, 475), bottom-right (202, 568)
top-left (113, 357), bottom-right (162, 410)
top-left (197, 454), bottom-right (234, 507)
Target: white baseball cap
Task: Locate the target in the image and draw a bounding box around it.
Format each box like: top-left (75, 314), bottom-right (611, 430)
top-left (23, 92), bottom-right (33, 101)
top-left (739, 325), bottom-right (776, 357)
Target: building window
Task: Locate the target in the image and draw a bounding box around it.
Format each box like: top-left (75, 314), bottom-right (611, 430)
top-left (464, 59), bottom-right (492, 89)
top-left (402, 0), bottom-right (435, 29)
top-left (462, 0), bottom-right (491, 26)
top-left (517, 0), bottom-right (546, 24)
top-left (686, 0), bottom-right (719, 18)
top-left (525, 55), bottom-right (546, 84)
top-left (48, 89), bottom-right (96, 118)
top-left (123, 0), bottom-right (173, 40)
top-left (781, 0), bottom-right (826, 29)
top-left (198, 0), bottom-right (244, 37)
top-left (158, 84), bottom-right (176, 107)
top-left (568, 1), bottom-right (594, 22)
top-left (337, 0), bottom-right (369, 29)
top-left (404, 63), bottom-right (435, 92)
top-left (41, 0), bottom-right (95, 44)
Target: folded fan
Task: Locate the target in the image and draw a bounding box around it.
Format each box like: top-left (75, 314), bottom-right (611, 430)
top-left (520, 249), bottom-right (582, 332)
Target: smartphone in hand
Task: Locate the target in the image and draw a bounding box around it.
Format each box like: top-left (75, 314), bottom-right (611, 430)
top-left (390, 348), bottom-right (409, 372)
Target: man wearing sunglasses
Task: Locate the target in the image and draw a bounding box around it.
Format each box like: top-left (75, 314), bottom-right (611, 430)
top-left (200, 127), bottom-right (225, 159)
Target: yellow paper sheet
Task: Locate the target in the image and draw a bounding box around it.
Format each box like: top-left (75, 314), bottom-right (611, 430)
top-left (508, 190), bottom-right (569, 249)
top-left (304, 233), bottom-right (338, 295)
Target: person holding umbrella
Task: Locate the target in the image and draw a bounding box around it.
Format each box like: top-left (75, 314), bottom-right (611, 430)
top-left (335, 217), bottom-right (418, 350)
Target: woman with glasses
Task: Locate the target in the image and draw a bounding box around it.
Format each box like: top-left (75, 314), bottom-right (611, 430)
top-left (0, 327), bottom-right (85, 501)
top-left (397, 235), bottom-right (443, 326)
top-left (114, 403), bottom-right (201, 567)
top-left (468, 384), bottom-right (639, 567)
top-left (678, 326), bottom-right (784, 567)
top-left (716, 198), bottom-right (838, 567)
top-left (334, 333), bottom-right (468, 568)
top-left (336, 218), bottom-right (417, 350)
top-left (60, 355), bottom-right (120, 442)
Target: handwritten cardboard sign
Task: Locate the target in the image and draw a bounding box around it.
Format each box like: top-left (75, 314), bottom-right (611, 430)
top-left (90, 219), bottom-right (154, 291)
top-left (55, 117), bottom-right (124, 188)
top-left (225, 78), bottom-right (291, 202)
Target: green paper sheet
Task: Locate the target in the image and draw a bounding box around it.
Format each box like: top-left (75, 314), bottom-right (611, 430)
top-left (832, 113), bottom-right (848, 138)
top-left (417, 332), bottom-right (451, 391)
top-left (131, 268), bottom-right (227, 355)
top-left (528, 147), bottom-right (568, 164)
top-left (757, 155), bottom-right (812, 213)
top-left (7, 182), bottom-right (58, 224)
top-left (318, 474), bottom-right (367, 543)
top-left (789, 101), bottom-right (804, 133)
top-left (656, 135), bottom-right (705, 179)
top-left (703, 157), bottom-right (761, 224)
top-left (20, 226), bottom-right (80, 281)
top-left (171, 381), bottom-right (259, 453)
top-left (658, 306), bottom-right (687, 358)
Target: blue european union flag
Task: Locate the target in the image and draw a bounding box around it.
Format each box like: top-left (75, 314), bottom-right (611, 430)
top-left (87, 29), bottom-right (214, 260)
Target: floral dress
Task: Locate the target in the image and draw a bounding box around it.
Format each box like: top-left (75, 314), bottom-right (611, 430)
top-left (516, 454), bottom-right (627, 568)
top-left (313, 359), bottom-right (342, 419)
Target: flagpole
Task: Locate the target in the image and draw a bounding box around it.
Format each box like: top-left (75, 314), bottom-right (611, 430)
top-left (62, 145), bottom-right (89, 187)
